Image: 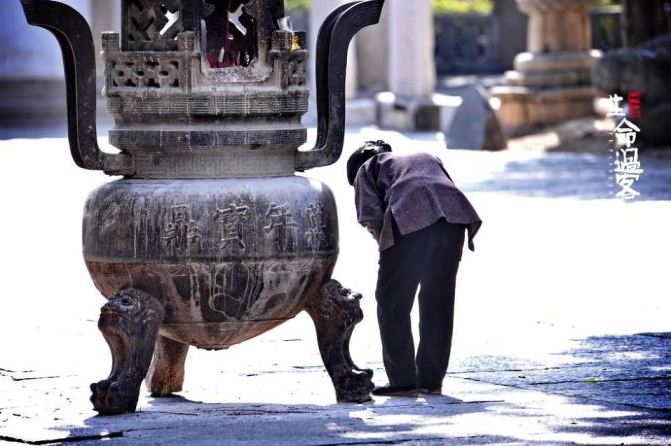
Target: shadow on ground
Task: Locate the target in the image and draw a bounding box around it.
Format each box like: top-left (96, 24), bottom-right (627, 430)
top-left (2, 334), bottom-right (670, 444)
top-left (39, 397), bottom-right (521, 445)
top-left (451, 333), bottom-right (671, 412)
top-left (462, 152), bottom-right (671, 201)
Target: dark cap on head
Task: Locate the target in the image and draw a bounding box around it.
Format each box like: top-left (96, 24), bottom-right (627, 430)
top-left (346, 140), bottom-right (392, 186)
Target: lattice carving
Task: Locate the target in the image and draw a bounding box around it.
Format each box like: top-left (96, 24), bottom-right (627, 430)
top-left (288, 55), bottom-right (307, 87)
top-left (125, 0), bottom-right (182, 51)
top-left (111, 58), bottom-right (181, 89)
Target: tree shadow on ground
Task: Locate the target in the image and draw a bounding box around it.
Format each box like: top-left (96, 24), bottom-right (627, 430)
top-left (449, 332), bottom-right (671, 443)
top-left (461, 152), bottom-right (671, 201)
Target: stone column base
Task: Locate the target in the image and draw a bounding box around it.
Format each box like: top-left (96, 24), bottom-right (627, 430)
top-left (375, 92), bottom-right (446, 132)
top-left (490, 85), bottom-right (599, 136)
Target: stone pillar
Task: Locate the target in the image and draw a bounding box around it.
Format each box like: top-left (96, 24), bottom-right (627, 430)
top-left (491, 0), bottom-right (602, 136)
top-left (309, 0), bottom-right (358, 99)
top-left (387, 0), bottom-right (435, 97)
top-left (356, 3), bottom-right (390, 93)
top-left (376, 0), bottom-right (439, 131)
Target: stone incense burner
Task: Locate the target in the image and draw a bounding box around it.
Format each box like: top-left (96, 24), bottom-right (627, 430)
top-left (22, 0), bottom-right (384, 414)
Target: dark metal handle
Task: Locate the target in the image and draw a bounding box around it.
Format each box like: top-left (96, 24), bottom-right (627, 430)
top-left (296, 0), bottom-right (385, 171)
top-left (21, 0), bottom-right (108, 171)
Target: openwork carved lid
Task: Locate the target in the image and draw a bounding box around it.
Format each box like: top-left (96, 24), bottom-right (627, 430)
top-left (21, 0), bottom-right (384, 177)
top-left (107, 0), bottom-right (306, 93)
top-left (120, 0), bottom-right (288, 71)
top-left (123, 0), bottom-right (185, 51)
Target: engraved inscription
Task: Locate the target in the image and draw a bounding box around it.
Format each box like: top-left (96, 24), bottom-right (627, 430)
top-left (264, 203), bottom-right (297, 252)
top-left (164, 204), bottom-right (201, 256)
top-left (187, 224), bottom-right (202, 252)
top-left (214, 201), bottom-right (250, 255)
top-left (305, 203), bottom-right (327, 251)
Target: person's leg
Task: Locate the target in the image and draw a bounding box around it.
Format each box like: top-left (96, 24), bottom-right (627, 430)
top-left (376, 224), bottom-right (429, 387)
top-left (416, 222), bottom-right (465, 391)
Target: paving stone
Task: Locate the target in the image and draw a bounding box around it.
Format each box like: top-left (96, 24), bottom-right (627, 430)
top-left (1, 129), bottom-right (671, 445)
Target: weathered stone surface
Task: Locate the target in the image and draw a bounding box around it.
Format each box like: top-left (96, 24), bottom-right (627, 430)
top-left (146, 335), bottom-right (189, 397)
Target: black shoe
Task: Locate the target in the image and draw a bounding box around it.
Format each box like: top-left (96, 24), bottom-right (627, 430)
top-left (417, 387), bottom-right (442, 396)
top-left (372, 385), bottom-right (418, 397)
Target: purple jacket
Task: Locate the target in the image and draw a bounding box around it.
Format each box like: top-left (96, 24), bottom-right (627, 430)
top-left (354, 152), bottom-right (482, 251)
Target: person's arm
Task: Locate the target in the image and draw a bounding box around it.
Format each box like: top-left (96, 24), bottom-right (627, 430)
top-left (354, 164), bottom-right (385, 240)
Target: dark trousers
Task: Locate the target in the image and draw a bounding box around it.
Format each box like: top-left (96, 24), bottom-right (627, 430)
top-left (375, 219), bottom-right (465, 389)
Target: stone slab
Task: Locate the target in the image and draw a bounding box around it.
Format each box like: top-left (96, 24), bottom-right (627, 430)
top-left (441, 86), bottom-right (507, 151)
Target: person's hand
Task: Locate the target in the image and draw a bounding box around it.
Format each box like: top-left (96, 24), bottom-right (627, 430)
top-left (363, 223), bottom-right (379, 240)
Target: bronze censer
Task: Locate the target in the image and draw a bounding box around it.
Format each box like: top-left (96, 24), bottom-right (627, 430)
top-left (21, 0), bottom-right (384, 414)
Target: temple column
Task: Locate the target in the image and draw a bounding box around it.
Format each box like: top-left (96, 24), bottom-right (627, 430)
top-left (491, 0), bottom-right (602, 136)
top-left (387, 0), bottom-right (435, 98)
top-left (309, 0), bottom-right (358, 99)
top-left (376, 0), bottom-right (440, 131)
top-left (356, 3), bottom-right (390, 93)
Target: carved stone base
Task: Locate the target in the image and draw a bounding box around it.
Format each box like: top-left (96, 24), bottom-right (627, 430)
top-left (90, 289), bottom-right (164, 414)
top-left (306, 280), bottom-right (374, 403)
top-left (491, 85), bottom-right (598, 136)
top-left (146, 335), bottom-right (189, 397)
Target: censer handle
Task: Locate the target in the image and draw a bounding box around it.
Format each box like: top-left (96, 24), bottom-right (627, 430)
top-left (296, 0), bottom-right (385, 171)
top-left (21, 1), bottom-right (128, 173)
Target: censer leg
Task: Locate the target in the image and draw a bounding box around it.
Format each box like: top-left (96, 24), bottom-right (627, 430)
top-left (146, 335), bottom-right (189, 397)
top-left (90, 289), bottom-right (164, 415)
top-left (305, 279), bottom-right (374, 403)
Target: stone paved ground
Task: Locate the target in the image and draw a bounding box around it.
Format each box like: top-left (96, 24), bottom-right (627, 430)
top-left (0, 126), bottom-right (670, 445)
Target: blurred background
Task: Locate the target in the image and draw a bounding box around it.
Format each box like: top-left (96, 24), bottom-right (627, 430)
top-left (3, 0), bottom-right (670, 148)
